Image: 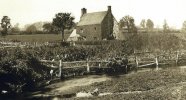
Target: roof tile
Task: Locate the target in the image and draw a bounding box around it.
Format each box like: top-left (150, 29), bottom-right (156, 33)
top-left (77, 11), bottom-right (108, 26)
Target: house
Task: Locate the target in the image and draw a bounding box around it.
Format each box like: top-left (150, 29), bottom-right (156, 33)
top-left (76, 6), bottom-right (120, 41)
top-left (67, 29), bottom-right (81, 41)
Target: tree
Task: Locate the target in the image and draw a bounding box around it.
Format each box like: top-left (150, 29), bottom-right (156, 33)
top-left (42, 22), bottom-right (58, 33)
top-left (182, 21), bottom-right (186, 33)
top-left (52, 13), bottom-right (75, 41)
top-left (26, 24), bottom-right (37, 34)
top-left (146, 19), bottom-right (154, 31)
top-left (140, 19), bottom-right (146, 28)
top-left (163, 19), bottom-right (169, 33)
top-left (1, 16), bottom-right (11, 36)
top-left (33, 22), bottom-right (44, 31)
top-left (43, 23), bottom-right (52, 33)
top-left (119, 15), bottom-right (137, 33)
top-left (11, 23), bottom-right (20, 33)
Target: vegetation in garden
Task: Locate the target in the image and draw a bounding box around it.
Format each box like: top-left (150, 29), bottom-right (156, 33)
top-left (0, 48), bottom-right (51, 96)
top-left (0, 30), bottom-right (186, 98)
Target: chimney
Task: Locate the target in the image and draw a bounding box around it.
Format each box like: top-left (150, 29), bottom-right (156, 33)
top-left (108, 6), bottom-right (111, 13)
top-left (81, 8), bottom-right (87, 17)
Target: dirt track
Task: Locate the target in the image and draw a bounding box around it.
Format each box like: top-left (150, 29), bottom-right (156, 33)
top-left (32, 75), bottom-right (111, 97)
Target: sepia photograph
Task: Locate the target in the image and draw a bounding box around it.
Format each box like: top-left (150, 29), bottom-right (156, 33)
top-left (1, 0), bottom-right (186, 99)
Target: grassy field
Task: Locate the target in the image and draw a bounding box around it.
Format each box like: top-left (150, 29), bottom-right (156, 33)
top-left (0, 34), bottom-right (70, 43)
top-left (60, 68), bottom-right (186, 100)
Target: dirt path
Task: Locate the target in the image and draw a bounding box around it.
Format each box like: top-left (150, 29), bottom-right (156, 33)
top-left (53, 75), bottom-right (110, 92)
top-left (32, 75), bottom-right (111, 97)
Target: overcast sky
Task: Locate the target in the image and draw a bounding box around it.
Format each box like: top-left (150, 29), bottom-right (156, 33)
top-left (0, 0), bottom-right (186, 29)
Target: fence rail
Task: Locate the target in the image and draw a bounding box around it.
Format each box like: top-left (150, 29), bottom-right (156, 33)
top-left (39, 50), bottom-right (186, 79)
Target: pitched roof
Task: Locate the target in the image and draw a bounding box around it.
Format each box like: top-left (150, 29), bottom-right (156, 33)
top-left (68, 29), bottom-right (80, 37)
top-left (67, 29), bottom-right (81, 41)
top-left (77, 11), bottom-right (108, 26)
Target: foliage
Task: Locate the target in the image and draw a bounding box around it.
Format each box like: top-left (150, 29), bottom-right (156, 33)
top-left (0, 48), bottom-right (51, 94)
top-left (133, 33), bottom-right (182, 51)
top-left (52, 13), bottom-right (75, 41)
top-left (146, 19), bottom-right (154, 31)
top-left (43, 22), bottom-right (58, 33)
top-left (0, 32), bottom-right (185, 96)
top-left (163, 19), bottom-right (169, 33)
top-left (119, 15), bottom-right (137, 34)
top-left (140, 19), bottom-right (146, 28)
top-left (32, 22), bottom-right (44, 31)
top-left (25, 24), bottom-right (37, 34)
top-left (182, 21), bottom-right (186, 33)
top-left (0, 16), bottom-right (11, 36)
top-left (11, 23), bottom-right (20, 34)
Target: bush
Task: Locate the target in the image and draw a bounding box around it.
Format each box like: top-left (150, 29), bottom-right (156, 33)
top-left (124, 33), bottom-right (183, 52)
top-left (0, 48), bottom-right (50, 95)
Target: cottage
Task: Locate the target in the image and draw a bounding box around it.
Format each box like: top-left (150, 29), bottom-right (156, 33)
top-left (76, 6), bottom-right (119, 41)
top-left (67, 29), bottom-right (81, 41)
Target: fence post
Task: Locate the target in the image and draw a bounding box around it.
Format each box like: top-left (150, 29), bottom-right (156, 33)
top-left (155, 56), bottom-right (159, 70)
top-left (99, 63), bottom-right (101, 69)
top-left (86, 59), bottom-right (90, 73)
top-left (125, 65), bottom-right (128, 74)
top-left (176, 51), bottom-right (179, 66)
top-left (59, 60), bottom-right (62, 77)
top-left (135, 56), bottom-right (138, 68)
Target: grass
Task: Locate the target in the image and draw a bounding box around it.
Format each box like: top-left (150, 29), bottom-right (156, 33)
top-left (58, 68), bottom-right (186, 100)
top-left (0, 34), bottom-right (70, 43)
top-left (1, 32), bottom-right (186, 99)
top-left (25, 68), bottom-right (186, 100)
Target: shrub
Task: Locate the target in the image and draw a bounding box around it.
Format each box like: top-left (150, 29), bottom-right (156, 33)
top-left (0, 48), bottom-right (50, 95)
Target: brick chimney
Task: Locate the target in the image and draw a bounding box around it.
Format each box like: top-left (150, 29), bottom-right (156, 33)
top-left (81, 8), bottom-right (87, 17)
top-left (108, 6), bottom-right (111, 13)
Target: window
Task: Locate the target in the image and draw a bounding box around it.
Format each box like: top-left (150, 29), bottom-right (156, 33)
top-left (94, 37), bottom-right (97, 40)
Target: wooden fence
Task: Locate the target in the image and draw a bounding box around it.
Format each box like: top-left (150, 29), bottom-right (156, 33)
top-left (132, 50), bottom-right (186, 69)
top-left (40, 59), bottom-right (112, 77)
top-left (40, 50), bottom-right (186, 78)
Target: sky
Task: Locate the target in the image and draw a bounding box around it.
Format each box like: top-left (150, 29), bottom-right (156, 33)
top-left (0, 0), bottom-right (186, 29)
